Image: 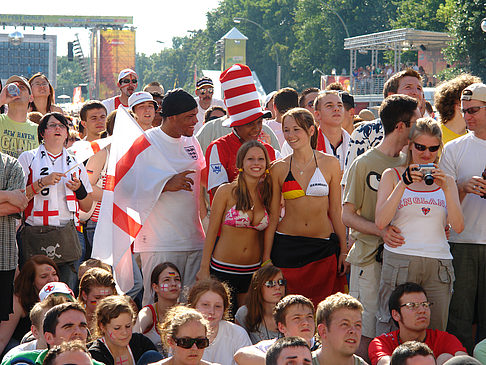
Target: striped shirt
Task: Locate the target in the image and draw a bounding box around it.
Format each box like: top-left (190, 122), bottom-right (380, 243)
top-left (0, 152), bottom-right (25, 271)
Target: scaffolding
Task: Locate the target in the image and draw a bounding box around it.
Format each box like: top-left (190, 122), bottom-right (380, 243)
top-left (344, 28), bottom-right (452, 95)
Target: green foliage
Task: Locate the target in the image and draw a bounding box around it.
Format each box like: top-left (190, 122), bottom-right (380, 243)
top-left (443, 0), bottom-right (486, 81)
top-left (55, 56), bottom-right (85, 99)
top-left (391, 0), bottom-right (447, 32)
top-left (55, 0), bottom-right (485, 96)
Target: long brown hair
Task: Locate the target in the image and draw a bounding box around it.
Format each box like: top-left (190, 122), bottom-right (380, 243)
top-left (28, 73), bottom-right (55, 113)
top-left (282, 108), bottom-right (318, 149)
top-left (245, 265), bottom-right (285, 332)
top-left (234, 140), bottom-right (272, 211)
top-left (14, 255), bottom-right (59, 313)
top-left (78, 268), bottom-right (116, 305)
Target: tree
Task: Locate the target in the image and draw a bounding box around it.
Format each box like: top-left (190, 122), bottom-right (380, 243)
top-left (55, 56), bottom-right (85, 100)
top-left (443, 0), bottom-right (486, 81)
top-left (290, 0), bottom-right (397, 89)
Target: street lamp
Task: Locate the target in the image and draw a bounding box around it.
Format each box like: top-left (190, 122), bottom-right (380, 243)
top-left (233, 17), bottom-right (281, 90)
top-left (320, 3), bottom-right (349, 38)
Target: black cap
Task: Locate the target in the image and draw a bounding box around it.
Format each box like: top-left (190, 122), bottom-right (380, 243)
top-left (160, 88), bottom-right (198, 118)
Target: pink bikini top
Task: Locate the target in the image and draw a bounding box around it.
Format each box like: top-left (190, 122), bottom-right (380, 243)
top-left (223, 205), bottom-right (269, 231)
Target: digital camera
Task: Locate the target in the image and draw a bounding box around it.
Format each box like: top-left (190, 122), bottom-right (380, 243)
top-left (416, 163), bottom-right (435, 185)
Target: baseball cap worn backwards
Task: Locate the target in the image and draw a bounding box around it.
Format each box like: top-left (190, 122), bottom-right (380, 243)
top-left (461, 83), bottom-right (486, 103)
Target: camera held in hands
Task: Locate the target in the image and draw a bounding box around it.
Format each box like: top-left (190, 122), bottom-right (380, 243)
top-left (413, 163), bottom-right (435, 185)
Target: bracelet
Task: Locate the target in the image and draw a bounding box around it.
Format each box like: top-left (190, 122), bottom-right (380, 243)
top-left (340, 253), bottom-right (348, 256)
top-left (262, 259), bottom-right (272, 267)
top-left (38, 178), bottom-right (45, 188)
top-left (75, 182), bottom-right (88, 200)
top-left (31, 183), bottom-right (38, 195)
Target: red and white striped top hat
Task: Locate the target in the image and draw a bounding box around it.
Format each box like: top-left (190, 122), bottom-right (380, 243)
top-left (220, 64), bottom-right (271, 127)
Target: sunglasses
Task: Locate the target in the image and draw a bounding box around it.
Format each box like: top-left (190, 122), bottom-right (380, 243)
top-left (306, 101), bottom-right (314, 108)
top-left (173, 337), bottom-right (210, 349)
top-left (413, 142), bottom-right (440, 152)
top-left (264, 279), bottom-right (287, 288)
top-left (461, 105), bottom-right (486, 115)
top-left (120, 79), bottom-right (138, 84)
top-left (199, 88), bottom-right (214, 95)
top-left (400, 301), bottom-right (432, 311)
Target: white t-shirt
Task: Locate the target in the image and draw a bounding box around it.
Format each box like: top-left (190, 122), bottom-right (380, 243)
top-left (264, 119), bottom-right (285, 147)
top-left (202, 320), bottom-right (252, 365)
top-left (195, 96), bottom-right (225, 135)
top-left (439, 132), bottom-right (486, 244)
top-left (133, 128), bottom-right (206, 252)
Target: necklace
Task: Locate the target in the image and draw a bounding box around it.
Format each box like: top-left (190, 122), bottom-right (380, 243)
top-left (293, 151), bottom-right (315, 175)
top-left (47, 151), bottom-right (62, 166)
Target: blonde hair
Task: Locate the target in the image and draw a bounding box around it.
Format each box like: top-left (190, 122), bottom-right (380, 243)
top-left (158, 305), bottom-right (209, 350)
top-left (407, 117), bottom-right (443, 164)
top-left (316, 292), bottom-right (363, 328)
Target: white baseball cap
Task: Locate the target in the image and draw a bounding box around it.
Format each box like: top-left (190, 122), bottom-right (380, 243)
top-left (128, 91), bottom-right (158, 110)
top-left (39, 282), bottom-right (75, 301)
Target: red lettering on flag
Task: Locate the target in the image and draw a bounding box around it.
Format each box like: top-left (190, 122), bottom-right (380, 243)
top-left (114, 135), bottom-right (151, 187)
top-left (112, 203), bottom-right (143, 238)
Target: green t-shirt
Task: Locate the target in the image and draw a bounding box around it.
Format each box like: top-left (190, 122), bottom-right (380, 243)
top-left (4, 348), bottom-right (105, 365)
top-left (343, 147), bottom-right (406, 266)
top-left (0, 114), bottom-right (39, 158)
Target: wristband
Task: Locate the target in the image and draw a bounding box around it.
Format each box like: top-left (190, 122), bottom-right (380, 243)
top-left (402, 167), bottom-right (413, 185)
top-left (38, 178), bottom-right (45, 188)
top-left (262, 259), bottom-right (272, 267)
top-left (31, 183), bottom-right (38, 195)
top-left (75, 182), bottom-right (88, 200)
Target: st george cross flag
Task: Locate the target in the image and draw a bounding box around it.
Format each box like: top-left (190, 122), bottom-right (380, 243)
top-left (67, 138), bottom-right (112, 164)
top-left (91, 108), bottom-right (175, 292)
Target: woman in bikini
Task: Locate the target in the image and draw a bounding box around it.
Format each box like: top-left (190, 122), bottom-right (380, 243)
top-left (264, 107), bottom-right (347, 306)
top-left (197, 140), bottom-right (272, 309)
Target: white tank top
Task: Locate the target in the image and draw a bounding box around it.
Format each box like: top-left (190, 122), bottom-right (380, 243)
top-left (387, 181), bottom-right (452, 259)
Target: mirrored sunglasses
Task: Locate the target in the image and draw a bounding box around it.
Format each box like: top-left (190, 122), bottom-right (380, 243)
top-left (264, 279), bottom-right (287, 288)
top-left (120, 79), bottom-right (138, 84)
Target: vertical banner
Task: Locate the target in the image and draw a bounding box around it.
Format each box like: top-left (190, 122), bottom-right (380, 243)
top-left (73, 86), bottom-right (82, 104)
top-left (99, 29), bottom-right (136, 100)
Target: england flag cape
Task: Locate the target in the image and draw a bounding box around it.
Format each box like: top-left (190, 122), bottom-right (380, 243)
top-left (91, 108), bottom-right (175, 293)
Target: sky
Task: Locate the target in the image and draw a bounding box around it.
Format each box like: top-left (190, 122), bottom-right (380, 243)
top-left (2, 0), bottom-right (222, 56)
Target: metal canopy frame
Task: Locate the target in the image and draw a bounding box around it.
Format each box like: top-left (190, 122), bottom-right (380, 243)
top-left (344, 28), bottom-right (452, 94)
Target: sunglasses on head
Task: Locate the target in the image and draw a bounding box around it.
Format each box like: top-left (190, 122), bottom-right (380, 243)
top-left (199, 88), bottom-right (214, 95)
top-left (173, 337), bottom-right (209, 349)
top-left (461, 105), bottom-right (486, 115)
top-left (264, 279), bottom-right (287, 288)
top-left (120, 79), bottom-right (138, 84)
top-left (413, 142), bottom-right (440, 152)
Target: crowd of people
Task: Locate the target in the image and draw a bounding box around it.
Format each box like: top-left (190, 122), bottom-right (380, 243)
top-left (0, 60), bottom-right (485, 365)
